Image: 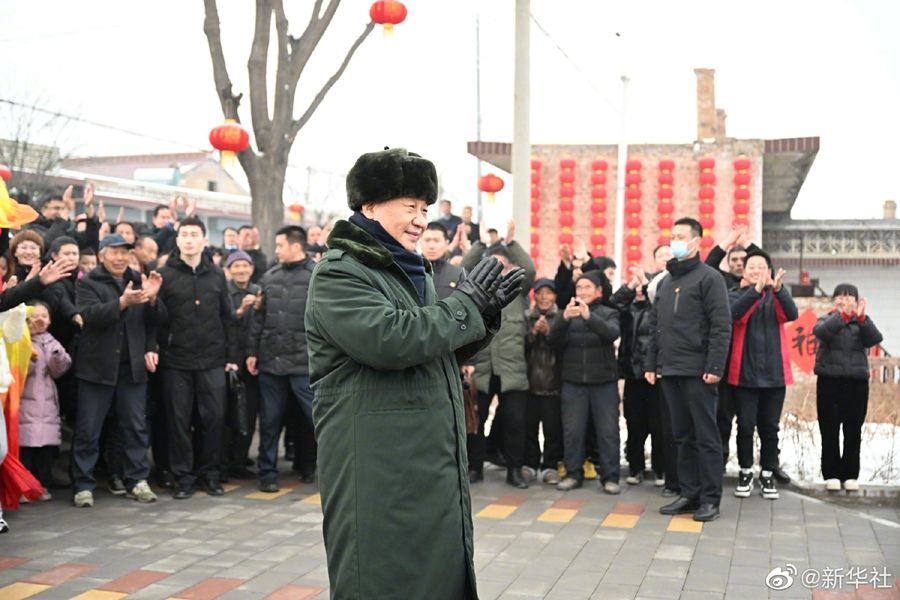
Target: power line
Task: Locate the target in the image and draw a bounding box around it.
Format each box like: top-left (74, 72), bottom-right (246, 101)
top-left (529, 13), bottom-right (621, 116)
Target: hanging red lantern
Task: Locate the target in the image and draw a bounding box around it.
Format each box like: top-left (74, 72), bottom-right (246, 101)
top-left (657, 173), bottom-right (674, 186)
top-left (530, 200), bottom-right (540, 213)
top-left (559, 232), bottom-right (574, 244)
top-left (591, 216), bottom-right (607, 228)
top-left (699, 157), bottom-right (715, 170)
top-left (370, 0), bottom-right (407, 34)
top-left (209, 120), bottom-right (250, 166)
top-left (531, 186), bottom-right (540, 199)
top-left (699, 216), bottom-right (714, 230)
top-left (700, 235), bottom-right (715, 248)
top-left (625, 215), bottom-right (642, 229)
top-left (559, 171), bottom-right (575, 184)
top-left (591, 157), bottom-right (609, 255)
top-left (559, 214), bottom-right (575, 228)
top-left (626, 249), bottom-right (642, 262)
top-left (559, 199), bottom-right (575, 213)
top-left (559, 158), bottom-right (576, 171)
top-left (734, 188), bottom-right (750, 201)
top-left (590, 202), bottom-right (607, 214)
top-left (478, 173), bottom-right (504, 203)
top-left (657, 187), bottom-right (673, 200)
top-left (592, 159), bottom-right (608, 171)
top-left (559, 184), bottom-right (575, 198)
top-left (734, 173), bottom-right (750, 186)
top-left (591, 187), bottom-right (607, 200)
top-left (658, 159), bottom-right (675, 171)
top-left (733, 202), bottom-right (750, 215)
top-left (625, 188), bottom-right (642, 200)
top-left (531, 172), bottom-right (541, 185)
top-left (699, 202), bottom-right (716, 215)
top-left (531, 233), bottom-right (540, 245)
top-left (733, 157), bottom-right (751, 171)
top-left (625, 173), bottom-right (642, 186)
top-left (657, 202), bottom-right (675, 215)
top-left (732, 155), bottom-right (751, 234)
top-left (531, 159), bottom-right (543, 171)
top-left (531, 215), bottom-right (540, 227)
top-left (530, 246), bottom-right (541, 259)
top-left (0, 164), bottom-right (11, 182)
top-left (657, 216), bottom-right (674, 230)
top-left (626, 234), bottom-right (643, 247)
top-left (626, 159), bottom-right (642, 171)
top-left (591, 173), bottom-right (607, 186)
top-left (591, 234), bottom-right (606, 247)
top-left (287, 203), bottom-right (305, 222)
top-left (699, 172), bottom-right (716, 185)
top-left (698, 187), bottom-right (715, 200)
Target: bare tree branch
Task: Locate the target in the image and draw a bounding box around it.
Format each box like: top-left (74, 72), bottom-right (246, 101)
top-left (248, 0), bottom-right (273, 152)
top-left (310, 0), bottom-right (324, 21)
top-left (202, 0), bottom-right (244, 122)
top-left (289, 0), bottom-right (343, 86)
top-left (271, 0), bottom-right (295, 143)
top-left (289, 22), bottom-right (374, 140)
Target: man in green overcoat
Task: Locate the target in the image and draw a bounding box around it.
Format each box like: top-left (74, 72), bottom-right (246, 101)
top-left (305, 148), bottom-right (525, 600)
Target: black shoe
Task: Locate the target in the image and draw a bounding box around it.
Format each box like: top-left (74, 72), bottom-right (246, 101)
top-left (468, 470), bottom-right (483, 484)
top-left (693, 503), bottom-right (720, 522)
top-left (202, 478), bottom-right (225, 496)
top-left (506, 468), bottom-right (528, 489)
top-left (258, 480), bottom-right (279, 493)
top-left (299, 471), bottom-right (316, 484)
top-left (228, 466), bottom-right (257, 480)
top-left (661, 488), bottom-right (679, 498)
top-left (155, 470), bottom-right (175, 489)
top-left (734, 471), bottom-right (753, 498)
top-left (485, 450), bottom-right (507, 468)
top-left (759, 475), bottom-right (779, 499)
top-left (660, 496), bottom-right (700, 515)
top-left (173, 485), bottom-right (194, 500)
top-left (774, 466), bottom-right (791, 484)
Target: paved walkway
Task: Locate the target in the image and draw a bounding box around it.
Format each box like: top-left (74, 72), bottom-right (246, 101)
top-left (0, 468), bottom-right (897, 600)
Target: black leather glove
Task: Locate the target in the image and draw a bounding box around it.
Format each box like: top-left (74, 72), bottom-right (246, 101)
top-left (484, 267), bottom-right (526, 318)
top-left (457, 258), bottom-right (503, 313)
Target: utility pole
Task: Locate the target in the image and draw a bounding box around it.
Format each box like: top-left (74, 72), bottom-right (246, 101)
top-left (613, 75), bottom-right (629, 289)
top-left (475, 13), bottom-right (483, 223)
top-left (511, 0), bottom-right (530, 248)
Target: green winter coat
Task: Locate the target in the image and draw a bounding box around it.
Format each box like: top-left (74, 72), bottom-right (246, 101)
top-left (462, 241), bottom-right (536, 393)
top-left (305, 220), bottom-right (498, 600)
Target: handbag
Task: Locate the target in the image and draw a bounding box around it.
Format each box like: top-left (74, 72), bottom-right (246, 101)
top-left (227, 370), bottom-right (250, 437)
top-left (462, 372), bottom-right (479, 435)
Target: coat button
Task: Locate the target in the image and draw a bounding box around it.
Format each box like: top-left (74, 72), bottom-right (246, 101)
top-left (456, 310), bottom-right (464, 317)
top-left (460, 324), bottom-right (467, 331)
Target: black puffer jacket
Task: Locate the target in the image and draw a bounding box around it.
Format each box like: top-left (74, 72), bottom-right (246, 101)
top-left (618, 296), bottom-right (654, 380)
top-left (525, 306), bottom-right (562, 395)
top-left (249, 257), bottom-right (316, 376)
top-left (548, 298), bottom-right (620, 384)
top-left (42, 275), bottom-right (80, 351)
top-left (644, 255), bottom-right (732, 378)
top-left (813, 312), bottom-right (883, 380)
top-left (75, 265), bottom-right (160, 386)
top-left (228, 280), bottom-right (260, 362)
top-left (156, 250), bottom-right (238, 370)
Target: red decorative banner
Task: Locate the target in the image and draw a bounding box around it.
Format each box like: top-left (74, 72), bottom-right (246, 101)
top-left (590, 159), bottom-right (608, 255)
top-left (530, 159), bottom-right (542, 260)
top-left (784, 309), bottom-right (819, 375)
top-left (624, 159), bottom-right (643, 265)
top-left (558, 158), bottom-right (576, 245)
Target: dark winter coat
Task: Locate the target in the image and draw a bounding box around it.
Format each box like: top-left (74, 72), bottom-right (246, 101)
top-left (156, 251), bottom-right (238, 371)
top-left (462, 240), bottom-right (536, 393)
top-left (0, 276), bottom-right (49, 312)
top-left (249, 257), bottom-right (316, 376)
top-left (644, 255), bottom-right (732, 377)
top-left (246, 248), bottom-right (269, 283)
top-left (23, 215), bottom-right (70, 247)
top-left (549, 298), bottom-right (621, 384)
top-left (432, 257), bottom-right (465, 300)
top-left (813, 311), bottom-right (883, 380)
top-left (306, 219), bottom-right (497, 600)
top-left (227, 280), bottom-right (260, 362)
top-left (727, 285), bottom-right (799, 387)
top-left (525, 305), bottom-right (562, 395)
top-left (618, 294), bottom-right (654, 380)
top-left (41, 275), bottom-right (79, 350)
top-left (75, 265), bottom-right (160, 386)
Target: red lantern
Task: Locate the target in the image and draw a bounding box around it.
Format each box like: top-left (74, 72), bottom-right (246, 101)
top-left (560, 185), bottom-right (575, 198)
top-left (370, 0), bottom-right (407, 33)
top-left (591, 173), bottom-right (607, 185)
top-left (531, 233), bottom-right (539, 245)
top-left (733, 157), bottom-right (751, 171)
top-left (531, 159), bottom-right (543, 171)
top-left (559, 232), bottom-right (574, 245)
top-left (699, 216), bottom-right (714, 230)
top-left (591, 216), bottom-right (607, 228)
top-left (531, 172), bottom-right (541, 185)
top-left (559, 171), bottom-right (575, 184)
top-left (699, 172), bottom-right (716, 185)
top-left (287, 203), bottom-right (305, 222)
top-left (559, 214), bottom-right (575, 227)
top-left (625, 201), bottom-right (642, 214)
top-left (700, 235), bottom-right (715, 248)
top-left (625, 173), bottom-right (642, 186)
top-left (626, 159), bottom-right (642, 171)
top-left (591, 234), bottom-right (606, 246)
top-left (590, 202), bottom-right (607, 214)
top-left (658, 159), bottom-right (675, 171)
top-left (657, 173), bottom-right (674, 186)
top-left (657, 202), bottom-right (674, 215)
top-left (626, 249), bottom-right (642, 262)
top-left (734, 188), bottom-right (750, 201)
top-left (625, 188), bottom-right (642, 200)
top-left (0, 164), bottom-right (10, 182)
top-left (658, 236), bottom-right (672, 246)
top-left (625, 216), bottom-right (641, 228)
top-left (698, 187), bottom-right (715, 200)
top-left (478, 173), bottom-right (505, 203)
top-left (531, 215), bottom-right (540, 227)
top-left (657, 217), bottom-right (674, 230)
top-left (592, 159), bottom-right (608, 171)
top-left (209, 122), bottom-right (250, 153)
top-left (657, 188), bottom-right (673, 200)
top-left (530, 200), bottom-right (540, 213)
top-left (530, 246), bottom-right (541, 259)
top-left (559, 158), bottom-right (576, 170)
top-left (530, 186), bottom-right (540, 199)
top-left (734, 203), bottom-right (750, 215)
top-left (699, 202), bottom-right (716, 215)
top-left (698, 157), bottom-right (715, 170)
top-left (734, 173), bottom-right (750, 186)
top-left (626, 234), bottom-right (642, 247)
top-left (591, 187), bottom-right (607, 200)
top-left (559, 199), bottom-right (575, 213)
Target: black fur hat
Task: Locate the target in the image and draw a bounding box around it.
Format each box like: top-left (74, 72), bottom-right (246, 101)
top-left (346, 147), bottom-right (438, 211)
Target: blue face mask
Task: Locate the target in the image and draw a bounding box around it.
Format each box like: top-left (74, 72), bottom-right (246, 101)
top-left (670, 240), bottom-right (691, 260)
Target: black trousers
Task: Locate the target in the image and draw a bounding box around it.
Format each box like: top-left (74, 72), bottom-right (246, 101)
top-left (524, 393), bottom-right (563, 470)
top-left (162, 367), bottom-right (227, 487)
top-left (658, 381), bottom-right (679, 492)
top-left (148, 371), bottom-right (169, 472)
top-left (716, 381), bottom-right (735, 466)
top-left (660, 376), bottom-right (722, 505)
top-left (733, 386), bottom-right (785, 471)
top-left (817, 375), bottom-right (869, 481)
top-left (21, 446), bottom-right (55, 489)
top-left (468, 375), bottom-right (528, 472)
top-left (623, 378), bottom-right (664, 477)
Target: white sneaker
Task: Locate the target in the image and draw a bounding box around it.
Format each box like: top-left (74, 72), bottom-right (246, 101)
top-left (825, 478), bottom-right (841, 491)
top-left (0, 515), bottom-right (8, 534)
top-left (625, 473), bottom-right (643, 485)
top-left (127, 480), bottom-right (158, 503)
top-left (603, 481), bottom-right (621, 495)
top-left (541, 469), bottom-right (561, 485)
top-left (73, 490), bottom-right (94, 508)
top-left (521, 466), bottom-right (537, 483)
top-left (843, 479), bottom-right (859, 491)
top-left (654, 473), bottom-right (665, 487)
top-left (39, 490), bottom-right (52, 501)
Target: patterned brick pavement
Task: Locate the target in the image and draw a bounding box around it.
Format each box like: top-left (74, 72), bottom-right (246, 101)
top-left (0, 468), bottom-right (897, 599)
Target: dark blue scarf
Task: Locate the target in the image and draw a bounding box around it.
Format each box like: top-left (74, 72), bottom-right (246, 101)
top-left (350, 211), bottom-right (426, 305)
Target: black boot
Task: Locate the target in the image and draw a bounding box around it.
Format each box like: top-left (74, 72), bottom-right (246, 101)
top-left (693, 503), bottom-right (720, 522)
top-left (506, 468), bottom-right (528, 489)
top-left (468, 470), bottom-right (483, 484)
top-left (660, 496), bottom-right (700, 515)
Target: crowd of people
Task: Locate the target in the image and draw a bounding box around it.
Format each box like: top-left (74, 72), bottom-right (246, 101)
top-left (0, 173), bottom-right (884, 535)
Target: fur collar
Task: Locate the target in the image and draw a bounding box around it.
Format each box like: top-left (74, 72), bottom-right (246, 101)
top-left (327, 220), bottom-right (433, 274)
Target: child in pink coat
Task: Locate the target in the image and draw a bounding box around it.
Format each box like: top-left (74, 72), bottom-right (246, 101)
top-left (19, 301), bottom-right (72, 500)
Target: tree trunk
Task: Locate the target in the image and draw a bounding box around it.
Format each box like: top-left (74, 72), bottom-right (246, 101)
top-left (247, 158), bottom-right (286, 259)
